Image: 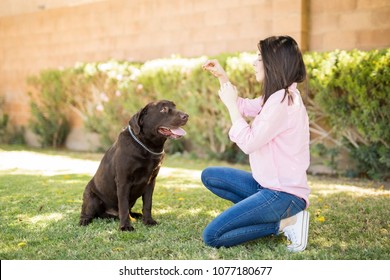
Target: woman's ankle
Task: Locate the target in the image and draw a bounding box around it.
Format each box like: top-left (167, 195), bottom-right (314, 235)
top-left (280, 215), bottom-right (297, 231)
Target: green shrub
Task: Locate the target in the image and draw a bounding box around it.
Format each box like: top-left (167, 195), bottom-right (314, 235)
top-left (68, 61), bottom-right (138, 149)
top-left (0, 97), bottom-right (26, 145)
top-left (27, 70), bottom-right (70, 148)
top-left (305, 49), bottom-right (390, 180)
top-left (0, 96), bottom-right (9, 143)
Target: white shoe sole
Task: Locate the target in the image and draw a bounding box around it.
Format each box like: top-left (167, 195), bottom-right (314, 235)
top-left (287, 211), bottom-right (310, 252)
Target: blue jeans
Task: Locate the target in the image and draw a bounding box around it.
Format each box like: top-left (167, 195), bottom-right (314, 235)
top-left (201, 167), bottom-right (306, 248)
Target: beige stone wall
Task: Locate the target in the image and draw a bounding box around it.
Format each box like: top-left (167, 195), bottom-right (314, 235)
top-left (310, 0), bottom-right (390, 50)
top-left (0, 0), bottom-right (106, 17)
top-left (0, 0), bottom-right (389, 148)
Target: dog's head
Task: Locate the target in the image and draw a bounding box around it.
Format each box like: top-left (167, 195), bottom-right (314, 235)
top-left (129, 100), bottom-right (189, 139)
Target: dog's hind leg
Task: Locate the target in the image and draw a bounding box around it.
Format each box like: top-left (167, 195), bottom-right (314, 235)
top-left (100, 208), bottom-right (119, 219)
top-left (79, 180), bottom-right (104, 226)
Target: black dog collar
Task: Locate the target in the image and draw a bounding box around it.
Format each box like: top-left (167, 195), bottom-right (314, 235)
top-left (128, 126), bottom-right (164, 156)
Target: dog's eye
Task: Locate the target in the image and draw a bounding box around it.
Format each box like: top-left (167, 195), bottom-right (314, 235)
top-left (160, 107), bottom-right (169, 113)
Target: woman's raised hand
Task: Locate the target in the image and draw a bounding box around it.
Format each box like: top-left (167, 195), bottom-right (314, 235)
top-left (202, 59), bottom-right (229, 84)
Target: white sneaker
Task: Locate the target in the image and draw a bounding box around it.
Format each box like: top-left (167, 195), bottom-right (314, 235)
top-left (282, 210), bottom-right (310, 252)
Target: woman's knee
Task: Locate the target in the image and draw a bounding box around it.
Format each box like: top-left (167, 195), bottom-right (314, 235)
top-left (202, 225), bottom-right (219, 248)
top-left (200, 167), bottom-right (210, 185)
top-left (201, 166), bottom-right (216, 178)
top-left (201, 166), bottom-right (219, 187)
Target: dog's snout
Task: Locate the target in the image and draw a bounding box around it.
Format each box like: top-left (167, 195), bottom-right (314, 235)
top-left (180, 113), bottom-right (189, 121)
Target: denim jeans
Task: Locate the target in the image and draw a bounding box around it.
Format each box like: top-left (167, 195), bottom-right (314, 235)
top-left (201, 167), bottom-right (306, 248)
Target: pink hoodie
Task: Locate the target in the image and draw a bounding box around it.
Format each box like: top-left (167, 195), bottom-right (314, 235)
top-left (229, 83), bottom-right (310, 207)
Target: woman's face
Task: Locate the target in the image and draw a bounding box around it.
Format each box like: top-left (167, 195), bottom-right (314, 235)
top-left (253, 52), bottom-right (264, 82)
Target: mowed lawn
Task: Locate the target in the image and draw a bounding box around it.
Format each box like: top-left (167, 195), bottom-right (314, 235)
top-left (0, 146), bottom-right (389, 260)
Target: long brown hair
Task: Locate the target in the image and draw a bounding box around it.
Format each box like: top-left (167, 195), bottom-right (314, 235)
top-left (258, 36), bottom-right (306, 105)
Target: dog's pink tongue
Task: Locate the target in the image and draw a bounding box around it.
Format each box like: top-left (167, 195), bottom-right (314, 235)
top-left (171, 127), bottom-right (186, 136)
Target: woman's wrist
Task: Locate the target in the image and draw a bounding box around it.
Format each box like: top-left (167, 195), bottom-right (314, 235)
top-left (218, 80), bottom-right (232, 92)
top-left (218, 75), bottom-right (229, 86)
top-left (227, 104), bottom-right (242, 123)
top-left (219, 82), bottom-right (237, 104)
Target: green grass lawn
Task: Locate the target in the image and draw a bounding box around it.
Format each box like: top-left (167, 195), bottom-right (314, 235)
top-left (0, 146), bottom-right (389, 260)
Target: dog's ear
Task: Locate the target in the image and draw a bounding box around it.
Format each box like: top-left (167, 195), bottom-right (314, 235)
top-left (129, 110), bottom-right (141, 135)
top-left (129, 107), bottom-right (146, 135)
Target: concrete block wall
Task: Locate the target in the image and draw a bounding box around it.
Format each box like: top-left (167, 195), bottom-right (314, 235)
top-left (310, 0), bottom-right (390, 50)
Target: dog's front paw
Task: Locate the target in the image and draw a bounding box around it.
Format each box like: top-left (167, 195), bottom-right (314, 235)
top-left (120, 224), bottom-right (135, 231)
top-left (79, 217), bottom-right (92, 226)
top-left (143, 218), bottom-right (158, 226)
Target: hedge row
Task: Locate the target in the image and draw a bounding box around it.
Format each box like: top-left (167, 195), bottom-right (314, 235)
top-left (26, 49), bottom-right (390, 180)
top-left (305, 49), bottom-right (389, 180)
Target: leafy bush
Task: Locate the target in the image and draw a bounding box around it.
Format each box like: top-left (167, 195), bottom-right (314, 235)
top-left (305, 49), bottom-right (390, 180)
top-left (0, 96), bottom-right (9, 143)
top-left (27, 70), bottom-right (70, 148)
top-left (0, 96), bottom-right (25, 145)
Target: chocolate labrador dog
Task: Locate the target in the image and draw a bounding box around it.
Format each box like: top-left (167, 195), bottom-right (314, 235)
top-left (79, 100), bottom-right (188, 231)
